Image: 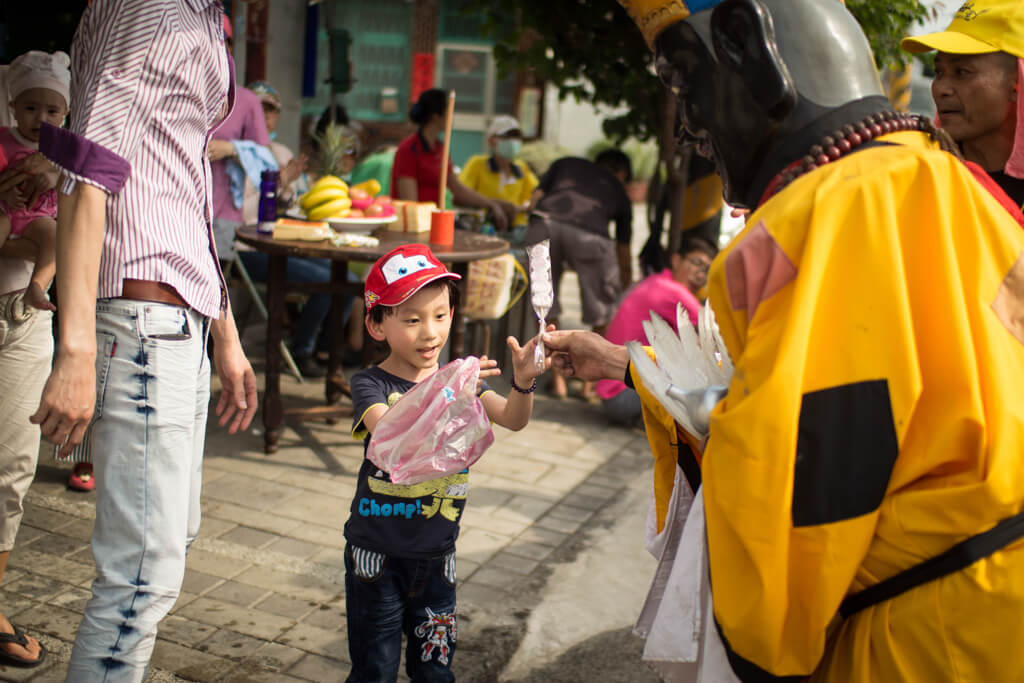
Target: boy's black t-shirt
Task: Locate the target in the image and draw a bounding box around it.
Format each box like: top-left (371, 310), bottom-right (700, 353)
top-left (344, 365), bottom-right (490, 559)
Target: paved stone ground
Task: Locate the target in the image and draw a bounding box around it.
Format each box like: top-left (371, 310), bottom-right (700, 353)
top-left (2, 379), bottom-right (653, 682)
top-left (0, 255), bottom-right (665, 681)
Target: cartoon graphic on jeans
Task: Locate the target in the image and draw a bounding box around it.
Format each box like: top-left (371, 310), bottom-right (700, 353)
top-left (415, 607), bottom-right (456, 665)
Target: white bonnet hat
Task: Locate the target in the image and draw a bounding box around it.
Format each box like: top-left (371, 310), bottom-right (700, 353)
top-left (8, 50), bottom-right (71, 107)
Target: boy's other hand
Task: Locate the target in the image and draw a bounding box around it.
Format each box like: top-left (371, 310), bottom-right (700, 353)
top-left (477, 355), bottom-right (500, 393)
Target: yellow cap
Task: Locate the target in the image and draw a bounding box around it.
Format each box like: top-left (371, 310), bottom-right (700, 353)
top-left (902, 0), bottom-right (1024, 59)
top-left (619, 0), bottom-right (722, 49)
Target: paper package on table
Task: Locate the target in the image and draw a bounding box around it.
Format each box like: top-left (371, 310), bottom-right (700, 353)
top-left (389, 200), bottom-right (436, 233)
top-left (367, 356), bottom-right (495, 485)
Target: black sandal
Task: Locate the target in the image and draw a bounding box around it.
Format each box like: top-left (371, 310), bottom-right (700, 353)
top-left (0, 624), bottom-right (47, 668)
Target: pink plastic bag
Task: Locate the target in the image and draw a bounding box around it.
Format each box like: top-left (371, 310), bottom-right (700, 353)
top-left (367, 357), bottom-right (495, 485)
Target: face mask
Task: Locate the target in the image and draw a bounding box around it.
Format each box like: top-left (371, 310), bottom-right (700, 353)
top-left (436, 131), bottom-right (445, 143)
top-left (496, 139), bottom-right (522, 159)
top-left (269, 131), bottom-right (277, 141)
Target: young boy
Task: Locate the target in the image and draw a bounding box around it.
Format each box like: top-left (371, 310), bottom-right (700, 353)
top-left (345, 244), bottom-right (545, 682)
top-left (0, 50), bottom-right (70, 312)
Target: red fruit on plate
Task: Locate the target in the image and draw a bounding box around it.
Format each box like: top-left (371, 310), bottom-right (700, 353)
top-left (349, 187), bottom-right (370, 201)
top-left (377, 203), bottom-right (396, 217)
top-left (350, 196), bottom-right (373, 210)
top-left (364, 203), bottom-right (385, 217)
top-left (347, 208), bottom-right (365, 218)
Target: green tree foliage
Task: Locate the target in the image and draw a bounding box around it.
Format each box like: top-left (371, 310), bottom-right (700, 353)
top-left (846, 0), bottom-right (937, 71)
top-left (463, 0), bottom-right (935, 144)
top-left (473, 1), bottom-right (658, 143)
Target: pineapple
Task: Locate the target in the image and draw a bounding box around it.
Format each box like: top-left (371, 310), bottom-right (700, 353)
top-left (312, 123), bottom-right (359, 179)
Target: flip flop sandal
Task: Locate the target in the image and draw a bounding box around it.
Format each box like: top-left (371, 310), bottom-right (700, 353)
top-left (0, 625), bottom-right (47, 668)
top-left (68, 470), bottom-right (95, 492)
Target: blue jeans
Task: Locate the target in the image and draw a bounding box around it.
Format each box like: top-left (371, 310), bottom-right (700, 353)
top-left (237, 251), bottom-right (354, 357)
top-left (66, 300), bottom-right (210, 682)
top-left (345, 545), bottom-right (457, 683)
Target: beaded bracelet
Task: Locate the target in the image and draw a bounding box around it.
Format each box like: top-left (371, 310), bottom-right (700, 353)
top-left (510, 376), bottom-right (537, 394)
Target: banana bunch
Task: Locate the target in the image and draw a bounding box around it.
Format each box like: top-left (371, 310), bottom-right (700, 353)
top-left (299, 176), bottom-right (352, 221)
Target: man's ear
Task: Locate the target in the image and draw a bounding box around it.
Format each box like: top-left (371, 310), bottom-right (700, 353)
top-left (366, 314), bottom-right (387, 342)
top-left (711, 0), bottom-right (797, 120)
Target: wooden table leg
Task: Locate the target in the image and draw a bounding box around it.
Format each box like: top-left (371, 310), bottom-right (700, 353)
top-left (326, 259), bottom-right (350, 407)
top-left (263, 254), bottom-right (286, 453)
top-left (450, 261), bottom-right (469, 358)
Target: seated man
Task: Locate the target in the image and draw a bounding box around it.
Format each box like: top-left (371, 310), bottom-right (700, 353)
top-left (596, 236), bottom-right (716, 427)
top-left (458, 115), bottom-right (538, 233)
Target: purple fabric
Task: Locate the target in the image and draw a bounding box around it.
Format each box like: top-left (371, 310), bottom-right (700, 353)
top-left (210, 85), bottom-right (269, 223)
top-left (39, 122), bottom-right (130, 195)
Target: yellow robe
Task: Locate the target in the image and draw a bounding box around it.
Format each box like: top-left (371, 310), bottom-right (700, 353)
top-left (643, 130), bottom-right (1024, 681)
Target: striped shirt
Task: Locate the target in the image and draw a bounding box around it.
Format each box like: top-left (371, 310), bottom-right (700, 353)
top-left (41, 0), bottom-right (231, 317)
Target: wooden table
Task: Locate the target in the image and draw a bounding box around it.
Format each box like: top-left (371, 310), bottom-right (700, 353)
top-left (235, 226), bottom-right (510, 453)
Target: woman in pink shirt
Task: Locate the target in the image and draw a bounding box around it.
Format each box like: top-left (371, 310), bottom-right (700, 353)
top-left (596, 236), bottom-right (718, 427)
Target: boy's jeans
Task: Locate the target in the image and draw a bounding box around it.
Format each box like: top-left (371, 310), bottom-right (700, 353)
top-left (345, 545), bottom-right (458, 683)
top-left (67, 300), bottom-right (210, 682)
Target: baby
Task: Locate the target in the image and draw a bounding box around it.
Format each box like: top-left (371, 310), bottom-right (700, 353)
top-left (0, 50), bottom-right (70, 311)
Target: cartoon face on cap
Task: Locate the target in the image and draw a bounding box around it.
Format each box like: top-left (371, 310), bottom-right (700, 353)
top-left (381, 252), bottom-right (434, 285)
top-left (363, 244), bottom-right (462, 311)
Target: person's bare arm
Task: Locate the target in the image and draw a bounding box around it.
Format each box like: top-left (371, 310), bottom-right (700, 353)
top-left (616, 242), bottom-right (633, 290)
top-left (396, 177), bottom-right (419, 201)
top-left (358, 404), bottom-right (389, 435)
top-left (448, 175), bottom-right (509, 230)
top-left (22, 160), bottom-right (60, 209)
top-left (207, 139), bottom-right (237, 162)
top-left (527, 188), bottom-right (544, 213)
top-left (0, 153), bottom-right (53, 195)
top-left (210, 303), bottom-right (258, 434)
top-left (480, 333), bottom-right (549, 431)
top-left (542, 329), bottom-right (629, 382)
top-left (0, 238), bottom-right (37, 261)
top-left (30, 182), bottom-right (107, 455)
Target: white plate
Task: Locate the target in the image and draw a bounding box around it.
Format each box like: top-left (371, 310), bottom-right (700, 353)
top-left (327, 215), bottom-right (398, 232)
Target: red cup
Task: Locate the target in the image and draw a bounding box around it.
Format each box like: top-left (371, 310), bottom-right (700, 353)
top-left (430, 209), bottom-right (455, 246)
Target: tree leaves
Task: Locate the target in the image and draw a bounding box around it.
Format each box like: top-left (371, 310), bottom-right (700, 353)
top-left (456, 0), bottom-right (932, 144)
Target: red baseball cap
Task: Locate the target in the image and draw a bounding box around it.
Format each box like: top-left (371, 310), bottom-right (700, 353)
top-left (364, 244), bottom-right (461, 311)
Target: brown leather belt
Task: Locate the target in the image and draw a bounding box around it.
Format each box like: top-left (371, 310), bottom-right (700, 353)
top-left (119, 279), bottom-right (188, 308)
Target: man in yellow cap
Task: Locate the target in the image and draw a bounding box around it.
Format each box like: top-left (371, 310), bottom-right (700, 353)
top-left (543, 0), bottom-right (1024, 681)
top-left (904, 0), bottom-right (1024, 209)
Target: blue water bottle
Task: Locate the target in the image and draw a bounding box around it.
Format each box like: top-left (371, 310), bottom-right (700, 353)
top-left (257, 169), bottom-right (280, 234)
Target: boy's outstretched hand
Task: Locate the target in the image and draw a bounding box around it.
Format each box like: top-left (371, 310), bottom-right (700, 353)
top-left (507, 324), bottom-right (556, 388)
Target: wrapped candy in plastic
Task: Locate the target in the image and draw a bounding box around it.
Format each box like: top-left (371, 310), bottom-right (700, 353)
top-left (526, 239), bottom-right (553, 370)
top-left (367, 356), bottom-right (495, 485)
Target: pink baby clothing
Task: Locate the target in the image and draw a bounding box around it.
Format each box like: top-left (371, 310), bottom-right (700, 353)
top-left (0, 127), bottom-right (57, 235)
